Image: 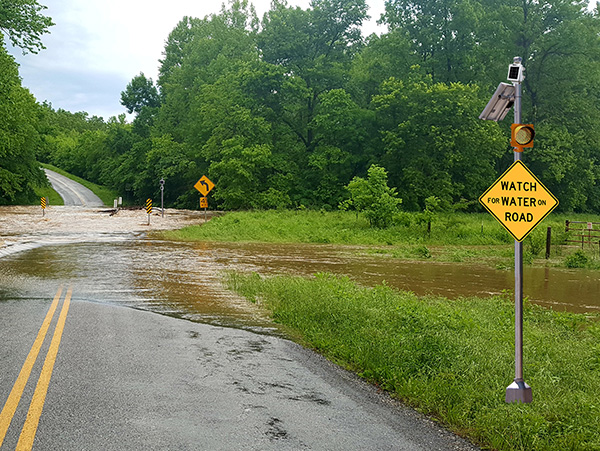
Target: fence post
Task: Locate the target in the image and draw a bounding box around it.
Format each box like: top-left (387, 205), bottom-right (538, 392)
top-left (545, 227), bottom-right (551, 259)
top-left (565, 220), bottom-right (570, 232)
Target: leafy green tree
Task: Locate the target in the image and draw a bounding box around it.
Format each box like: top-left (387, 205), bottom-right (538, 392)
top-left (373, 73), bottom-right (505, 210)
top-left (120, 73), bottom-right (160, 115)
top-left (0, 0), bottom-right (53, 54)
top-left (309, 88), bottom-right (375, 206)
top-left (341, 164), bottom-right (401, 228)
top-left (382, 0), bottom-right (484, 83)
top-left (0, 45), bottom-right (45, 203)
top-left (348, 29), bottom-right (418, 106)
top-left (259, 0), bottom-right (368, 150)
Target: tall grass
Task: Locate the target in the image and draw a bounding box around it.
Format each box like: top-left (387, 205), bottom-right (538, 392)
top-left (163, 209), bottom-right (600, 268)
top-left (164, 210), bottom-right (515, 245)
top-left (226, 271), bottom-right (600, 451)
top-left (33, 184), bottom-right (64, 206)
top-left (166, 209), bottom-right (599, 246)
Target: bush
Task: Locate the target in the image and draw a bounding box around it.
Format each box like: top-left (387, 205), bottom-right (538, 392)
top-left (565, 249), bottom-right (589, 268)
top-left (414, 245), bottom-right (432, 258)
top-left (341, 164), bottom-right (402, 228)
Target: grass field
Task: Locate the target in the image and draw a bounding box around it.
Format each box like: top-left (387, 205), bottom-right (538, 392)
top-left (33, 184), bottom-right (64, 206)
top-left (162, 209), bottom-right (600, 269)
top-left (227, 271), bottom-right (600, 451)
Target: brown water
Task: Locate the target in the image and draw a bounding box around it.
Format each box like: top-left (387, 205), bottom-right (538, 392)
top-left (1, 238), bottom-right (599, 336)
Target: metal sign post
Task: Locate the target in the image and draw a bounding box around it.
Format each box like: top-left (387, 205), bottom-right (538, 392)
top-left (478, 57), bottom-right (560, 404)
top-left (505, 57), bottom-right (533, 404)
top-left (160, 179), bottom-right (165, 218)
top-left (200, 197), bottom-right (208, 221)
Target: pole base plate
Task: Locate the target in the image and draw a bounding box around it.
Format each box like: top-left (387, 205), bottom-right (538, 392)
top-left (505, 380), bottom-right (532, 403)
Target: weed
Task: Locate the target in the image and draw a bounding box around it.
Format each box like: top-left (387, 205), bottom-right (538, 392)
top-left (565, 249), bottom-right (589, 268)
top-left (414, 245), bottom-right (431, 259)
top-left (227, 272), bottom-right (600, 451)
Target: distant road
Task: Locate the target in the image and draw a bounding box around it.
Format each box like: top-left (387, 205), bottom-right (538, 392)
top-left (44, 169), bottom-right (104, 207)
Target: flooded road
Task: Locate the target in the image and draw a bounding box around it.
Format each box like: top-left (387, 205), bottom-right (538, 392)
top-left (0, 208), bottom-right (483, 450)
top-left (1, 205), bottom-right (598, 334)
top-left (1, 235), bottom-right (599, 339)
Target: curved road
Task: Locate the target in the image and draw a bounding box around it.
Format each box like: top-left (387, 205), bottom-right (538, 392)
top-left (44, 169), bottom-right (105, 207)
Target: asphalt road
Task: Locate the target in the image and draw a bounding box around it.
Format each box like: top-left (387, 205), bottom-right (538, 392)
top-left (0, 286), bottom-right (480, 450)
top-left (43, 169), bottom-right (104, 207)
top-left (0, 202), bottom-right (480, 450)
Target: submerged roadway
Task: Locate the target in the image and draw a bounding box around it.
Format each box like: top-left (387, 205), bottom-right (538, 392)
top-left (0, 174), bottom-right (479, 450)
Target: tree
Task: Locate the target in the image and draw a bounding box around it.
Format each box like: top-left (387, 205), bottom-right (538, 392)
top-left (0, 45), bottom-right (45, 203)
top-left (341, 164), bottom-right (402, 228)
top-left (382, 0), bottom-right (484, 83)
top-left (0, 0), bottom-right (54, 54)
top-left (120, 73), bottom-right (160, 115)
top-left (373, 73), bottom-right (505, 210)
top-left (259, 0), bottom-right (368, 152)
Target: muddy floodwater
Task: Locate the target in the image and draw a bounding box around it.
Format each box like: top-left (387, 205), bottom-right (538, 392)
top-left (1, 233), bottom-right (599, 335)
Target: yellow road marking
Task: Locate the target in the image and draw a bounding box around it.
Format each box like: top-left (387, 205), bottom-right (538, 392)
top-left (17, 286), bottom-right (72, 451)
top-left (0, 286), bottom-right (63, 448)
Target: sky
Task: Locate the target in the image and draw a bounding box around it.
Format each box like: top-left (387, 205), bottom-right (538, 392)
top-left (6, 0), bottom-right (387, 120)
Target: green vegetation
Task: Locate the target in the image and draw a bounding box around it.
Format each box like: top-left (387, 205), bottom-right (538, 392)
top-left (226, 271), bottom-right (600, 451)
top-left (3, 0), bottom-right (599, 212)
top-left (33, 184), bottom-right (63, 206)
top-left (163, 210), bottom-right (508, 245)
top-left (0, 0), bottom-right (54, 54)
top-left (40, 164), bottom-right (115, 206)
top-left (0, 46), bottom-right (47, 205)
top-left (161, 209), bottom-right (600, 269)
top-left (340, 164), bottom-right (402, 228)
top-left (0, 1), bottom-right (53, 205)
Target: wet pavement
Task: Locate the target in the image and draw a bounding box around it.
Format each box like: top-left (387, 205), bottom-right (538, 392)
top-left (0, 207), bottom-right (483, 450)
top-left (43, 169), bottom-right (104, 207)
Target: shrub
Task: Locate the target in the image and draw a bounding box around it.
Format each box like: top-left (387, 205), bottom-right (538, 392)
top-left (340, 164), bottom-right (402, 228)
top-left (565, 249), bottom-right (589, 268)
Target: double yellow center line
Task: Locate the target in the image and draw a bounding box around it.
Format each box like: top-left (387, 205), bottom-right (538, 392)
top-left (0, 286), bottom-right (72, 450)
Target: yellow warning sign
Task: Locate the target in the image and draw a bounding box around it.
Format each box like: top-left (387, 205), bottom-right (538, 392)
top-left (194, 176), bottom-right (214, 196)
top-left (479, 160), bottom-right (558, 242)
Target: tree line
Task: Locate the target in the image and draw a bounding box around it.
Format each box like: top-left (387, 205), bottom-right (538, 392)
top-left (2, 0), bottom-right (600, 214)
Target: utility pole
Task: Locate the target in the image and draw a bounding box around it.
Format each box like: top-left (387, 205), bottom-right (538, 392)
top-left (505, 57), bottom-right (533, 403)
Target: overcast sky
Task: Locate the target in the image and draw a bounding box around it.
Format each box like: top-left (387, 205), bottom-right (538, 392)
top-left (6, 0), bottom-right (387, 120)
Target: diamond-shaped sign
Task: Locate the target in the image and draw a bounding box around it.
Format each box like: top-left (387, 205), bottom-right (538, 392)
top-left (479, 160), bottom-right (558, 242)
top-left (194, 175), bottom-right (214, 196)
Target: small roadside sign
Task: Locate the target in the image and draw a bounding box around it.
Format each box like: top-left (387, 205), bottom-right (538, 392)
top-left (479, 160), bottom-right (558, 242)
top-left (194, 176), bottom-right (214, 196)
top-left (145, 198), bottom-right (152, 225)
top-left (200, 197), bottom-right (208, 209)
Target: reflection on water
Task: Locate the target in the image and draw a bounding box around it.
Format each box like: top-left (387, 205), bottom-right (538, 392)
top-left (1, 238), bottom-right (599, 335)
